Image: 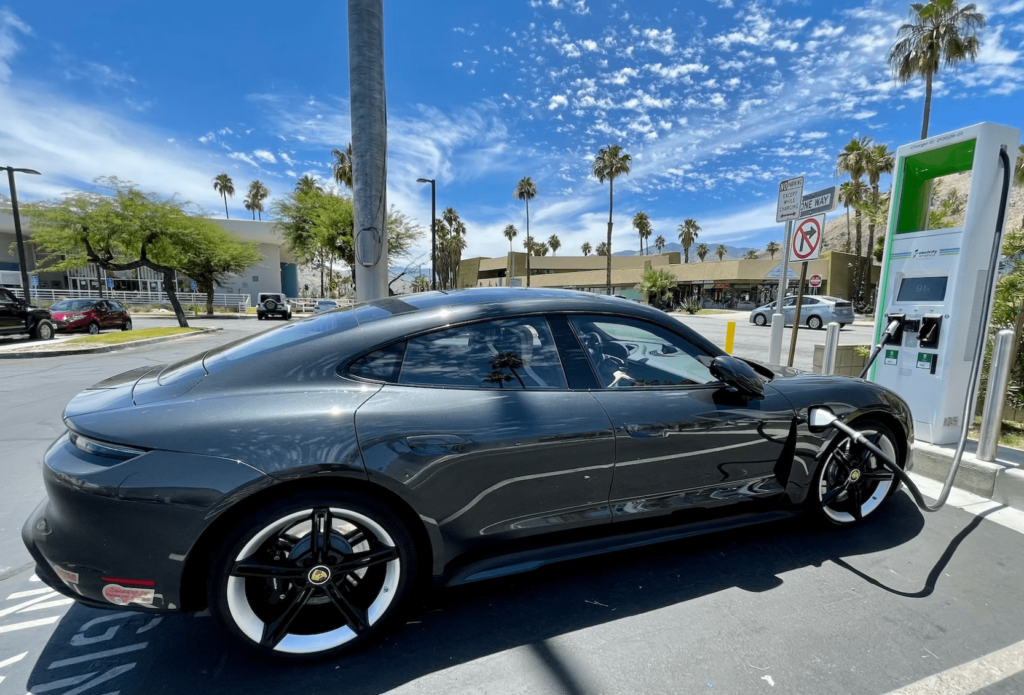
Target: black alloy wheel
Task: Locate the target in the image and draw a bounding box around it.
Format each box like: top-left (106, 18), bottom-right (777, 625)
top-left (209, 492), bottom-right (418, 659)
top-left (87, 322), bottom-right (100, 335)
top-left (807, 315), bottom-right (823, 330)
top-left (810, 420), bottom-right (899, 526)
top-left (754, 313), bottom-right (767, 326)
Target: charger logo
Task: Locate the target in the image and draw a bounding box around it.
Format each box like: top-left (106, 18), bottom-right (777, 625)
top-left (912, 249), bottom-right (938, 259)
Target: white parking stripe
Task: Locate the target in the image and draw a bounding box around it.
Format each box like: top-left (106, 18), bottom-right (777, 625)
top-left (6, 588), bottom-right (53, 600)
top-left (886, 637), bottom-right (1024, 693)
top-left (19, 599), bottom-right (74, 613)
top-left (908, 474), bottom-right (1024, 536)
top-left (25, 671), bottom-right (95, 693)
top-left (0, 651), bottom-right (28, 668)
top-left (48, 643), bottom-right (147, 669)
top-left (29, 574), bottom-right (41, 582)
top-left (0, 616), bottom-right (60, 634)
top-left (0, 594), bottom-right (61, 618)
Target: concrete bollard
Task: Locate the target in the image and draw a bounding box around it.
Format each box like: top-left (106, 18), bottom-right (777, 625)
top-left (768, 314), bottom-right (784, 365)
top-left (823, 322), bottom-right (841, 375)
top-left (978, 328), bottom-right (1016, 462)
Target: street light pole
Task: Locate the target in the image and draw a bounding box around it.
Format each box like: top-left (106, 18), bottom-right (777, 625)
top-left (416, 178), bottom-right (436, 290)
top-left (2, 167), bottom-right (42, 303)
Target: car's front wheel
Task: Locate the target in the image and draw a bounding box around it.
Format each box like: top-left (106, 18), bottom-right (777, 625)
top-left (209, 492), bottom-right (418, 659)
top-left (807, 315), bottom-right (823, 330)
top-left (122, 319), bottom-right (133, 331)
top-left (87, 322), bottom-right (100, 335)
top-left (31, 320), bottom-right (54, 341)
top-left (753, 313), bottom-right (767, 326)
top-left (810, 420), bottom-right (900, 526)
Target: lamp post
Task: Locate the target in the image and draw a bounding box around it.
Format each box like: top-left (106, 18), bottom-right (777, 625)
top-left (416, 178), bottom-right (436, 291)
top-left (1, 167), bottom-right (42, 303)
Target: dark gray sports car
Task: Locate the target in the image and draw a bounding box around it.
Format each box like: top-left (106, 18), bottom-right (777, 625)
top-left (23, 288), bottom-right (913, 658)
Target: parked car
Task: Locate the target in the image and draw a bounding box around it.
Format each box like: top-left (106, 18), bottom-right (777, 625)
top-left (314, 299), bottom-right (340, 314)
top-left (257, 292), bottom-right (292, 321)
top-left (48, 298), bottom-right (132, 334)
top-left (0, 288), bottom-right (59, 340)
top-left (749, 295), bottom-right (854, 329)
top-left (24, 288), bottom-right (911, 659)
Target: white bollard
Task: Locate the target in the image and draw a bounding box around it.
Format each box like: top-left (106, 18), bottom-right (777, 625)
top-left (823, 322), bottom-right (841, 375)
top-left (768, 314), bottom-right (784, 365)
top-left (978, 328), bottom-right (1016, 462)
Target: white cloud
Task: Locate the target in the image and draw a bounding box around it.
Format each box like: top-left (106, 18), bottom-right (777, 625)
top-left (452, 61), bottom-right (463, 68)
top-left (560, 42), bottom-right (582, 58)
top-left (802, 131), bottom-right (829, 140)
top-left (581, 39), bottom-right (599, 51)
top-left (603, 66), bottom-right (640, 84)
top-left (645, 61), bottom-right (709, 82)
top-left (218, 127), bottom-right (234, 136)
top-left (228, 152), bottom-right (258, 167)
top-left (774, 39), bottom-right (798, 52)
top-left (852, 111), bottom-right (877, 120)
top-left (252, 149), bottom-right (277, 163)
top-left (549, 94), bottom-right (568, 109)
top-left (198, 131), bottom-right (216, 144)
top-left (641, 27), bottom-right (677, 55)
top-left (0, 8), bottom-right (31, 84)
top-left (811, 21), bottom-right (845, 39)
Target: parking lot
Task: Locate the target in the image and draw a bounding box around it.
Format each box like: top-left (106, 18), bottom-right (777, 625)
top-left (4, 313), bottom-right (1024, 694)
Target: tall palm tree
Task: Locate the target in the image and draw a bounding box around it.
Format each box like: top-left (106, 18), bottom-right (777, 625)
top-left (243, 195), bottom-right (255, 220)
top-left (295, 175), bottom-right (323, 194)
top-left (331, 143), bottom-right (354, 189)
top-left (213, 173), bottom-right (234, 219)
top-left (536, 242), bottom-right (549, 257)
top-left (837, 136), bottom-right (872, 271)
top-left (715, 244), bottom-right (728, 261)
top-left (888, 0), bottom-right (985, 139)
top-left (514, 177), bottom-right (537, 287)
top-left (523, 235), bottom-right (535, 256)
top-left (248, 180), bottom-right (270, 221)
top-left (677, 218), bottom-right (701, 263)
top-left (591, 144), bottom-right (632, 294)
top-left (503, 224), bottom-right (518, 284)
top-left (548, 234), bottom-right (561, 256)
top-left (765, 241), bottom-right (781, 259)
top-left (696, 243), bottom-right (709, 262)
top-left (744, 250), bottom-right (760, 260)
top-left (632, 211), bottom-right (651, 255)
top-left (581, 242), bottom-right (593, 256)
top-left (838, 180), bottom-right (864, 254)
top-left (595, 242), bottom-right (609, 256)
top-left (654, 235), bottom-right (666, 253)
top-left (865, 143), bottom-right (896, 275)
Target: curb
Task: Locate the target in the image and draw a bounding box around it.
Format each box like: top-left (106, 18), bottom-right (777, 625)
top-left (0, 327), bottom-right (223, 359)
top-left (911, 439), bottom-right (1024, 512)
top-left (132, 313), bottom-right (257, 320)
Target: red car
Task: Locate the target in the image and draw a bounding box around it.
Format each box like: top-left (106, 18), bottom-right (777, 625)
top-left (48, 299), bottom-right (133, 334)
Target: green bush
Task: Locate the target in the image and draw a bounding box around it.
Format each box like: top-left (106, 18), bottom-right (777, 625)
top-left (682, 296), bottom-right (702, 315)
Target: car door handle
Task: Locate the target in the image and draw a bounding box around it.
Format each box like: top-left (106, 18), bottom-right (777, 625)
top-left (405, 435), bottom-right (469, 448)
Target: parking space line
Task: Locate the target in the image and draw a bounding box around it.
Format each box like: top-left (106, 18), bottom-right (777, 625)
top-left (6, 588), bottom-right (52, 600)
top-left (908, 473), bottom-right (1024, 536)
top-left (24, 671), bottom-right (95, 693)
top-left (19, 598), bottom-right (74, 612)
top-left (48, 643), bottom-right (147, 669)
top-left (0, 593), bottom-right (58, 618)
top-left (0, 651), bottom-right (27, 668)
top-left (0, 616), bottom-right (59, 634)
top-left (886, 636), bottom-right (1024, 694)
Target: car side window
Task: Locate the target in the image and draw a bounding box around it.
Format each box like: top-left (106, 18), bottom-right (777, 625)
top-left (567, 315), bottom-right (716, 389)
top-left (802, 298), bottom-right (819, 306)
top-left (349, 341), bottom-right (407, 382)
top-left (783, 297), bottom-right (797, 307)
top-left (0, 289), bottom-right (14, 303)
top-left (396, 317), bottom-right (568, 390)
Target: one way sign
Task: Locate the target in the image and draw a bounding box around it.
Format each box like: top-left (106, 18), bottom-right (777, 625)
top-left (791, 214), bottom-right (825, 261)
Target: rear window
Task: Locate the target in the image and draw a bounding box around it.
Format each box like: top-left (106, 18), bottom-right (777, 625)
top-left (205, 307), bottom-right (362, 365)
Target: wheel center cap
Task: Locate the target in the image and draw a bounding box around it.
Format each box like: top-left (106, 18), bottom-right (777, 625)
top-left (849, 469), bottom-right (862, 482)
top-left (308, 566), bottom-right (331, 585)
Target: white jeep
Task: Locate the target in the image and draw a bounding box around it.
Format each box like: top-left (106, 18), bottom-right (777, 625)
top-left (257, 292), bottom-right (292, 321)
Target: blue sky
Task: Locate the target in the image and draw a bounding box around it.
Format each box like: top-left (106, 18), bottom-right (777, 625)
top-left (1, 0), bottom-right (1023, 264)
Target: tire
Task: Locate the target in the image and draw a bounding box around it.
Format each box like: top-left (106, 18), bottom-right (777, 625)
top-left (87, 322), bottom-right (100, 335)
top-left (31, 320), bottom-right (54, 341)
top-left (122, 319), bottom-right (133, 332)
top-left (284, 312), bottom-right (292, 321)
top-left (808, 420), bottom-right (901, 527)
top-left (264, 299), bottom-right (278, 312)
top-left (258, 313), bottom-right (265, 321)
top-left (208, 491), bottom-right (418, 659)
top-left (807, 315), bottom-right (823, 330)
top-left (753, 313), bottom-right (767, 327)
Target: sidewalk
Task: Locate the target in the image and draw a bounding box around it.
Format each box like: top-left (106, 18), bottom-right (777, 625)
top-left (912, 438), bottom-right (1024, 511)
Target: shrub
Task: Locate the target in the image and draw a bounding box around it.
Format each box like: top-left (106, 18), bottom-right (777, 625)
top-left (682, 296), bottom-right (702, 315)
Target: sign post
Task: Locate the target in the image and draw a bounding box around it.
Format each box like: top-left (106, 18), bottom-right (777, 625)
top-left (787, 262), bottom-right (810, 367)
top-left (769, 176), bottom-right (804, 365)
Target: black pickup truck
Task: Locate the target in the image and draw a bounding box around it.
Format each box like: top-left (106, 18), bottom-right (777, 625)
top-left (0, 287), bottom-right (58, 340)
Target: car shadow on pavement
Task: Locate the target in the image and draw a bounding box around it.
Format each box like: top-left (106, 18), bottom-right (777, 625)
top-left (27, 497), bottom-right (929, 694)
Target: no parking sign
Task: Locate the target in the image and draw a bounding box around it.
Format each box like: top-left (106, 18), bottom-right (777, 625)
top-left (790, 214), bottom-right (825, 261)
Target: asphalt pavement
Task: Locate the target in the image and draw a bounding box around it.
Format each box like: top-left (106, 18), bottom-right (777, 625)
top-left (7, 312), bottom-right (1024, 694)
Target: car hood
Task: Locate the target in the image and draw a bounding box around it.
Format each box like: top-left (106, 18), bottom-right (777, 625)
top-left (64, 353), bottom-right (210, 419)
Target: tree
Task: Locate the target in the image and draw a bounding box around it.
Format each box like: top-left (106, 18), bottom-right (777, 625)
top-left (213, 173), bottom-right (234, 219)
top-left (548, 234), bottom-right (561, 256)
top-left (26, 178), bottom-right (245, 327)
top-left (331, 143), bottom-right (354, 189)
top-left (179, 227), bottom-right (262, 315)
top-left (864, 143), bottom-right (895, 275)
top-left (632, 211), bottom-right (651, 255)
top-left (888, 0), bottom-right (985, 140)
top-left (591, 144), bottom-right (631, 294)
top-left (839, 180), bottom-right (865, 254)
top-left (766, 241), bottom-right (781, 259)
top-left (678, 218), bottom-right (701, 263)
top-left (523, 235), bottom-right (535, 256)
top-left (837, 136), bottom-right (872, 287)
top-left (745, 250), bottom-right (760, 260)
top-left (581, 242), bottom-right (592, 256)
top-left (535, 242), bottom-right (549, 257)
top-left (435, 207), bottom-right (467, 290)
top-left (636, 266), bottom-right (677, 306)
top-left (243, 195), bottom-right (256, 220)
top-left (696, 243), bottom-right (709, 262)
top-left (514, 177), bottom-right (537, 287)
top-left (503, 224), bottom-right (518, 282)
top-left (295, 175), bottom-right (323, 194)
top-left (654, 235), bottom-right (666, 253)
top-left (412, 275), bottom-right (430, 292)
top-left (1015, 144), bottom-right (1024, 228)
top-left (247, 180), bottom-right (269, 221)
top-left (715, 244), bottom-right (727, 261)
top-left (595, 242), bottom-right (609, 256)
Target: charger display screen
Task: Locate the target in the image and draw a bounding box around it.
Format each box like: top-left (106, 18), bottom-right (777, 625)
top-left (896, 276), bottom-right (948, 303)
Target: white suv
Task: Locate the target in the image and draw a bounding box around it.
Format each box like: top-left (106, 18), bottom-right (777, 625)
top-left (257, 293), bottom-right (292, 321)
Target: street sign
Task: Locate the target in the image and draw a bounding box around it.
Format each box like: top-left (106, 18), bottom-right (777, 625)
top-left (791, 214), bottom-right (825, 261)
top-left (106, 278), bottom-right (114, 289)
top-left (776, 176), bottom-right (804, 223)
top-left (30, 275), bottom-right (38, 287)
top-left (190, 280), bottom-right (198, 291)
top-left (799, 186), bottom-right (839, 218)
top-left (809, 273), bottom-right (822, 288)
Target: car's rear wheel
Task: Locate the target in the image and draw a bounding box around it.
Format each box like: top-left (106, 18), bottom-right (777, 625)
top-left (32, 320), bottom-right (54, 341)
top-left (754, 313), bottom-right (767, 326)
top-left (209, 492), bottom-right (418, 659)
top-left (258, 313), bottom-right (265, 321)
top-left (87, 322), bottom-right (100, 335)
top-left (807, 315), bottom-right (823, 330)
top-left (809, 420), bottom-right (900, 526)
top-left (122, 319), bottom-right (133, 331)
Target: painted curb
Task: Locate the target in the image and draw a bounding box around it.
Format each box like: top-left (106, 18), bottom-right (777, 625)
top-left (0, 327), bottom-right (223, 359)
top-left (912, 440), bottom-right (1024, 509)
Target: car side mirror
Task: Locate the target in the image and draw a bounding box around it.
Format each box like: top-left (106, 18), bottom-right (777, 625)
top-left (807, 405), bottom-right (838, 433)
top-left (709, 355), bottom-right (764, 399)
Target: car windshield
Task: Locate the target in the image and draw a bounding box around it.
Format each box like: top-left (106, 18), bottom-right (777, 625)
top-left (50, 300), bottom-right (96, 312)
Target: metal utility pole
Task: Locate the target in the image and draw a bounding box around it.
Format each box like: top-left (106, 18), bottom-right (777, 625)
top-left (416, 178), bottom-right (436, 290)
top-left (767, 220), bottom-right (792, 365)
top-left (2, 167), bottom-right (41, 303)
top-left (349, 0), bottom-right (388, 301)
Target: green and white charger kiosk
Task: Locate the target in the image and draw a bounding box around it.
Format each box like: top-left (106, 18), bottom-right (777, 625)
top-left (870, 122), bottom-right (1020, 445)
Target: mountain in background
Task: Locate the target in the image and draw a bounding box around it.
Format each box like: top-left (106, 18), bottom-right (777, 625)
top-left (613, 241), bottom-right (758, 260)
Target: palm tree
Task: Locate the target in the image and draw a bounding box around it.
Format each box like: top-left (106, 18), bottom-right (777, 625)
top-left (514, 177), bottom-right (537, 287)
top-left (715, 244), bottom-right (728, 261)
top-left (838, 180), bottom-right (864, 253)
top-left (548, 234), bottom-right (561, 256)
top-left (581, 242), bottom-right (593, 256)
top-left (331, 143), bottom-right (354, 189)
top-left (888, 0), bottom-right (985, 139)
top-left (296, 175), bottom-right (323, 194)
top-left (837, 136), bottom-right (872, 271)
top-left (696, 243), bottom-right (709, 262)
top-left (596, 242), bottom-right (609, 256)
top-left (865, 143), bottom-right (896, 274)
top-left (243, 195), bottom-right (255, 220)
top-left (248, 180), bottom-right (270, 221)
top-left (677, 218), bottom-right (701, 263)
top-left (654, 235), bottom-right (666, 253)
top-left (766, 241), bottom-right (781, 259)
top-left (213, 173), bottom-right (234, 219)
top-left (591, 144), bottom-right (632, 294)
top-left (744, 250), bottom-right (760, 260)
top-left (503, 224), bottom-right (518, 284)
top-left (536, 242), bottom-right (549, 257)
top-left (1016, 144), bottom-right (1024, 228)
top-left (632, 211), bottom-right (651, 255)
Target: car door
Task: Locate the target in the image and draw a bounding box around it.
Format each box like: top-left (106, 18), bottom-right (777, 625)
top-left (0, 289), bottom-right (20, 331)
top-left (565, 314), bottom-right (796, 522)
top-left (781, 296), bottom-right (798, 326)
top-left (352, 315), bottom-right (616, 566)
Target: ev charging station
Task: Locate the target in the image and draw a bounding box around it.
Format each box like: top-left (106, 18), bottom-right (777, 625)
top-left (869, 122), bottom-right (1020, 446)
